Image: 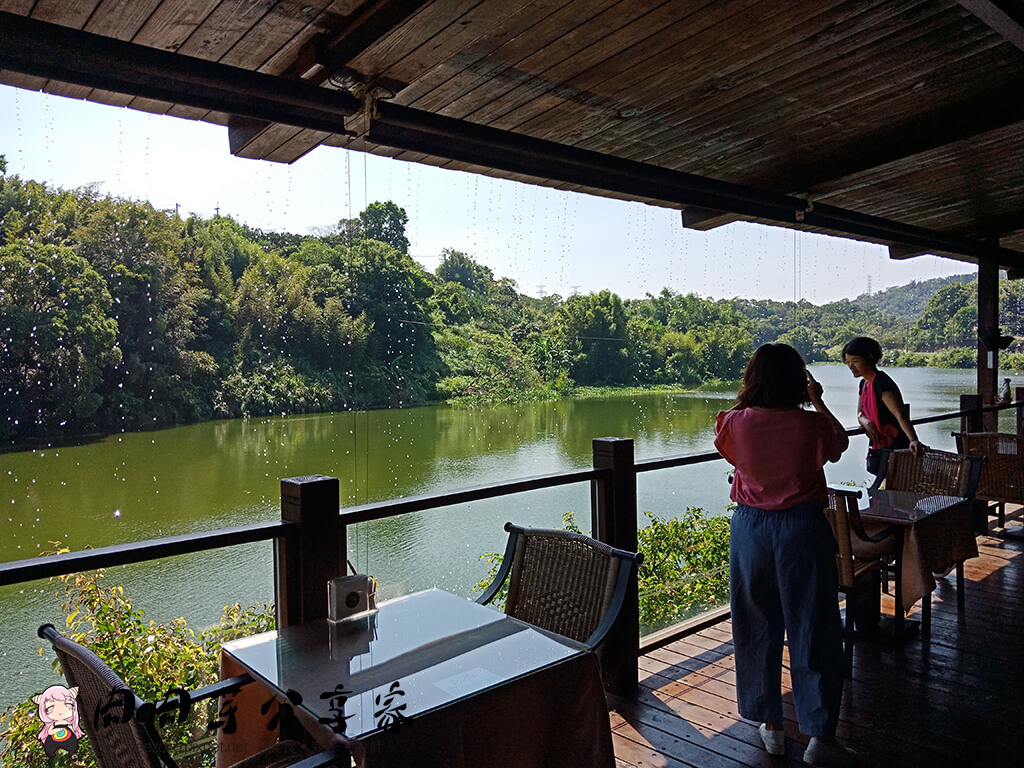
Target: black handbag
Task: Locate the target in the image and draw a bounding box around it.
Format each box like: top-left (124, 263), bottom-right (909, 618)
top-left (866, 447), bottom-right (882, 476)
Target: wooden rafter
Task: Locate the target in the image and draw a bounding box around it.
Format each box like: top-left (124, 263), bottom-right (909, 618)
top-left (956, 0), bottom-right (1024, 52)
top-left (685, 77), bottom-right (1024, 237)
top-left (228, 0), bottom-right (431, 162)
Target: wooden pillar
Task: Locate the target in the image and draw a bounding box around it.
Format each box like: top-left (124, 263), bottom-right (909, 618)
top-left (961, 394), bottom-right (984, 435)
top-left (977, 258), bottom-right (999, 431)
top-left (591, 437), bottom-right (639, 695)
top-left (958, 396), bottom-right (990, 533)
top-left (1017, 387), bottom-right (1024, 438)
top-left (275, 475), bottom-right (344, 628)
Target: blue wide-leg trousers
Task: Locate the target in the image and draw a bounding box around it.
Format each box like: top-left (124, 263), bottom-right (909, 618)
top-left (729, 503), bottom-right (845, 737)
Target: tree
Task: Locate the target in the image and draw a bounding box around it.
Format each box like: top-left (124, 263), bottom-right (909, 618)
top-left (345, 239), bottom-right (433, 364)
top-left (0, 241), bottom-right (119, 440)
top-left (436, 249), bottom-right (494, 293)
top-left (332, 201), bottom-right (411, 254)
top-left (360, 201), bottom-right (409, 253)
top-left (911, 281), bottom-right (975, 351)
top-left (556, 291), bottom-right (629, 384)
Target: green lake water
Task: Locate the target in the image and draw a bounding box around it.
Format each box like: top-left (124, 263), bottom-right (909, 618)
top-left (1, 364), bottom-right (1014, 710)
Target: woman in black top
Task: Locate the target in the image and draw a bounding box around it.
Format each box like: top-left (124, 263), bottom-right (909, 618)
top-left (841, 337), bottom-right (927, 475)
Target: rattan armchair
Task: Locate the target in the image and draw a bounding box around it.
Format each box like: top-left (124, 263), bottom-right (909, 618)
top-left (954, 432), bottom-right (1024, 528)
top-left (37, 624), bottom-right (342, 768)
top-left (869, 447), bottom-right (984, 497)
top-left (825, 487), bottom-right (901, 674)
top-left (476, 522), bottom-right (643, 649)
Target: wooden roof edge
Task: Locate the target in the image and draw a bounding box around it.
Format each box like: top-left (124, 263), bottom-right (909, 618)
top-left (368, 101), bottom-right (1024, 266)
top-left (0, 11), bottom-right (360, 134)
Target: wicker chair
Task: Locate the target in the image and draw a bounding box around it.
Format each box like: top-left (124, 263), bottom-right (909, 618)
top-left (869, 447), bottom-right (983, 497)
top-left (37, 624), bottom-right (341, 768)
top-left (869, 448), bottom-right (984, 625)
top-left (476, 522), bottom-right (643, 649)
top-left (954, 432), bottom-right (1024, 528)
top-left (825, 487), bottom-right (901, 674)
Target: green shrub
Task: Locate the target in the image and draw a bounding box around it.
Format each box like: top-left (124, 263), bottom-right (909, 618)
top-left (927, 348), bottom-right (976, 368)
top-left (0, 546), bottom-right (275, 768)
top-left (636, 508), bottom-right (731, 634)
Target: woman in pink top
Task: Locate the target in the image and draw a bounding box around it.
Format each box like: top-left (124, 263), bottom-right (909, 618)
top-left (715, 344), bottom-right (856, 767)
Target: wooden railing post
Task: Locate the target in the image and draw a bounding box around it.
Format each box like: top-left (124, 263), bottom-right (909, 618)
top-left (961, 394), bottom-right (984, 435)
top-left (275, 475), bottom-right (344, 628)
top-left (591, 437), bottom-right (638, 695)
top-left (957, 396), bottom-right (990, 533)
top-left (1017, 387), bottom-right (1024, 438)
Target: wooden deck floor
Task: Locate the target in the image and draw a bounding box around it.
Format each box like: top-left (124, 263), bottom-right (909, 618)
top-left (609, 525), bottom-right (1024, 768)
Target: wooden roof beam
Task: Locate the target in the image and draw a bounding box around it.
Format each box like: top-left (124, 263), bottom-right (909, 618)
top-left (956, 0), bottom-right (1024, 52)
top-left (368, 102), bottom-right (1024, 269)
top-left (0, 11), bottom-right (360, 135)
top-left (681, 207), bottom-right (734, 229)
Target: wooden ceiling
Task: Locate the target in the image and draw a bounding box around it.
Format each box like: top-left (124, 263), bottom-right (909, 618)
top-left (2, 0), bottom-right (1024, 269)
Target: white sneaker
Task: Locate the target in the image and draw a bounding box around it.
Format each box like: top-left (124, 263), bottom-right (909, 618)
top-left (758, 723), bottom-right (785, 756)
top-left (804, 737), bottom-right (859, 767)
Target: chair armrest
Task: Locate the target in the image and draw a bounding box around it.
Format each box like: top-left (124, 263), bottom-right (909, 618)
top-left (285, 747), bottom-right (348, 767)
top-left (475, 522), bottom-right (520, 606)
top-left (849, 517), bottom-right (900, 546)
top-left (962, 454), bottom-right (985, 499)
top-left (583, 550), bottom-right (643, 649)
top-left (139, 674), bottom-right (253, 725)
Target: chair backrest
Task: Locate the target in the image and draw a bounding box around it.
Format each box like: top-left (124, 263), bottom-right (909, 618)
top-left (38, 624), bottom-right (172, 768)
top-left (825, 488), bottom-right (862, 589)
top-left (871, 448), bottom-right (983, 498)
top-left (478, 523), bottom-right (642, 649)
top-left (957, 432), bottom-right (1024, 504)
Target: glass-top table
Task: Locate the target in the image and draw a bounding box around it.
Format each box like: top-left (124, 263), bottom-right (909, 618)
top-left (221, 588), bottom-right (587, 743)
top-left (861, 489), bottom-right (969, 525)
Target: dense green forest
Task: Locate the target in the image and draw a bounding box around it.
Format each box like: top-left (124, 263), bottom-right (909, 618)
top-left (2, 156), bottom-right (1022, 444)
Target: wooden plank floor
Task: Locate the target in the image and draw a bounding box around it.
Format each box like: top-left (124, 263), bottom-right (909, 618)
top-left (609, 521), bottom-right (1024, 768)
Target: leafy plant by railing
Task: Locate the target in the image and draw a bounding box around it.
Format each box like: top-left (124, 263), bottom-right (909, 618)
top-left (637, 508), bottom-right (731, 634)
top-left (0, 545), bottom-right (274, 768)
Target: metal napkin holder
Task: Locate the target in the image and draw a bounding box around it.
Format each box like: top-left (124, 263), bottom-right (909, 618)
top-left (328, 560), bottom-right (378, 624)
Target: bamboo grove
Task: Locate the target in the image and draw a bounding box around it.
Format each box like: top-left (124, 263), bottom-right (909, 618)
top-left (3, 157), bottom-right (1022, 445)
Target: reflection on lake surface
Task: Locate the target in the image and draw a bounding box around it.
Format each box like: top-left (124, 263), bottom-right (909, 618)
top-left (0, 365), bottom-right (1014, 708)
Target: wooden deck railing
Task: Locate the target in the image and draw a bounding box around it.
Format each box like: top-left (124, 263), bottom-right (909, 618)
top-left (2, 392), bottom-right (1022, 695)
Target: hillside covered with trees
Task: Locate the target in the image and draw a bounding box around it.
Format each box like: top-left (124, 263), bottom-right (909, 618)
top-left (2, 157), bottom-right (1022, 444)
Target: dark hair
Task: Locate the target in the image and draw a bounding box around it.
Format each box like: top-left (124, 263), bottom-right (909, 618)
top-left (735, 343), bottom-right (810, 409)
top-left (841, 336), bottom-right (882, 366)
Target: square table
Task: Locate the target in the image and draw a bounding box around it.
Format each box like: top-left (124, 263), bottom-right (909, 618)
top-left (856, 489), bottom-right (977, 637)
top-left (218, 588), bottom-right (615, 768)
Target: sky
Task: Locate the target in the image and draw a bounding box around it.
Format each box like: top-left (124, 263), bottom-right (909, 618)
top-left (0, 84), bottom-right (972, 304)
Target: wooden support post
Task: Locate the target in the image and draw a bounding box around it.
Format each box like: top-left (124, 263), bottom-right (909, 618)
top-left (275, 475), bottom-right (344, 628)
top-left (958, 396), bottom-right (990, 533)
top-left (1017, 387), bottom-right (1024, 437)
top-left (591, 437), bottom-right (639, 695)
top-left (977, 258), bottom-right (999, 431)
top-left (961, 394), bottom-right (984, 435)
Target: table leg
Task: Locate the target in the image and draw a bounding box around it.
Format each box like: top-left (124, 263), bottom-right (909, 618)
top-left (851, 570), bottom-right (882, 635)
top-left (956, 561), bottom-right (966, 615)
